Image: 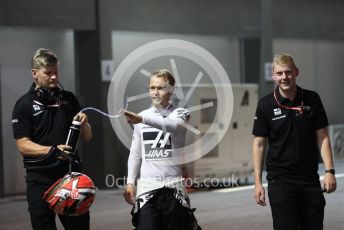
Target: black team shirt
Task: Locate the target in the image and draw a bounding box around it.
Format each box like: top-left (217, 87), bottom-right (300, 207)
top-left (12, 83), bottom-right (81, 177)
top-left (252, 86), bottom-right (328, 182)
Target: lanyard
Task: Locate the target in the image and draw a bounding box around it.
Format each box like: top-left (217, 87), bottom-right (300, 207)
top-left (33, 99), bottom-right (61, 108)
top-left (273, 88), bottom-right (305, 114)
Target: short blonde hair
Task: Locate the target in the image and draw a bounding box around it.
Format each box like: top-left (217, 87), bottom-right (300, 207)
top-left (149, 69), bottom-right (175, 87)
top-left (272, 53), bottom-right (297, 71)
top-left (31, 48), bottom-right (59, 69)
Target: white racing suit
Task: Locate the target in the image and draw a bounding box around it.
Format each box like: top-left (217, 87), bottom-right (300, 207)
top-left (127, 104), bottom-right (201, 229)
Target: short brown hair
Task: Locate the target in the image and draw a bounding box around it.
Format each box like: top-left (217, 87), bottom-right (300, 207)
top-left (31, 48), bottom-right (59, 69)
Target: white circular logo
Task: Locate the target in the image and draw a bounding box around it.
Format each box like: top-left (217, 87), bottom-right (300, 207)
top-left (107, 39), bottom-right (233, 165)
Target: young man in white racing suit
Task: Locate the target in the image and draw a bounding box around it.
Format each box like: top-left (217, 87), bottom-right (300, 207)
top-left (122, 69), bottom-right (201, 230)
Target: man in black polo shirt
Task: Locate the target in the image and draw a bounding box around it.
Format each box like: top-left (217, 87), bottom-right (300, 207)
top-left (252, 53), bottom-right (336, 230)
top-left (12, 48), bottom-right (92, 230)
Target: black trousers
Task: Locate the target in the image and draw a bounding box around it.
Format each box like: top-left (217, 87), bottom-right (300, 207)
top-left (26, 172), bottom-right (90, 230)
top-left (134, 188), bottom-right (199, 230)
top-left (268, 177), bottom-right (325, 230)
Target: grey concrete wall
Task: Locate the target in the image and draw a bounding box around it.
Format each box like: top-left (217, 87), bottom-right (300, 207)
top-left (99, 0), bottom-right (344, 58)
top-left (272, 0), bottom-right (344, 39)
top-left (111, 31), bottom-right (241, 83)
top-left (99, 0), bottom-right (261, 58)
top-left (0, 0), bottom-right (96, 30)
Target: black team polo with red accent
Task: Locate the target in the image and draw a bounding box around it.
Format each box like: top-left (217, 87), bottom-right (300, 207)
top-left (12, 83), bottom-right (81, 178)
top-left (252, 86), bottom-right (329, 182)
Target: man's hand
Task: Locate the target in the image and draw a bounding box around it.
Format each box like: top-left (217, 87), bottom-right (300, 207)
top-left (254, 184), bottom-right (266, 206)
top-left (120, 110), bottom-right (143, 124)
top-left (74, 112), bottom-right (88, 126)
top-left (124, 184), bottom-right (136, 205)
top-left (56, 144), bottom-right (72, 152)
top-left (323, 173), bottom-right (337, 193)
top-left (55, 144), bottom-right (72, 160)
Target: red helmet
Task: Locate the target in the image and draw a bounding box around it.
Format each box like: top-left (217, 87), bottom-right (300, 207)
top-left (43, 172), bottom-right (96, 216)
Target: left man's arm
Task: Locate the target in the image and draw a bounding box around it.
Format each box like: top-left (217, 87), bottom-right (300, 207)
top-left (317, 127), bottom-right (336, 193)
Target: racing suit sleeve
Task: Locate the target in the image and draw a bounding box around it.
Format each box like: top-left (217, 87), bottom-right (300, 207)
top-left (141, 108), bottom-right (191, 133)
top-left (127, 124), bottom-right (142, 185)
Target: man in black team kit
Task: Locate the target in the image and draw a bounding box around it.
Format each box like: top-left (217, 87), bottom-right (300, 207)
top-left (12, 48), bottom-right (92, 230)
top-left (252, 53), bottom-right (337, 230)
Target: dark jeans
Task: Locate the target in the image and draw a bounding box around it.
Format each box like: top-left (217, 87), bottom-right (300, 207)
top-left (268, 177), bottom-right (325, 230)
top-left (26, 172), bottom-right (90, 230)
top-left (134, 188), bottom-right (200, 230)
